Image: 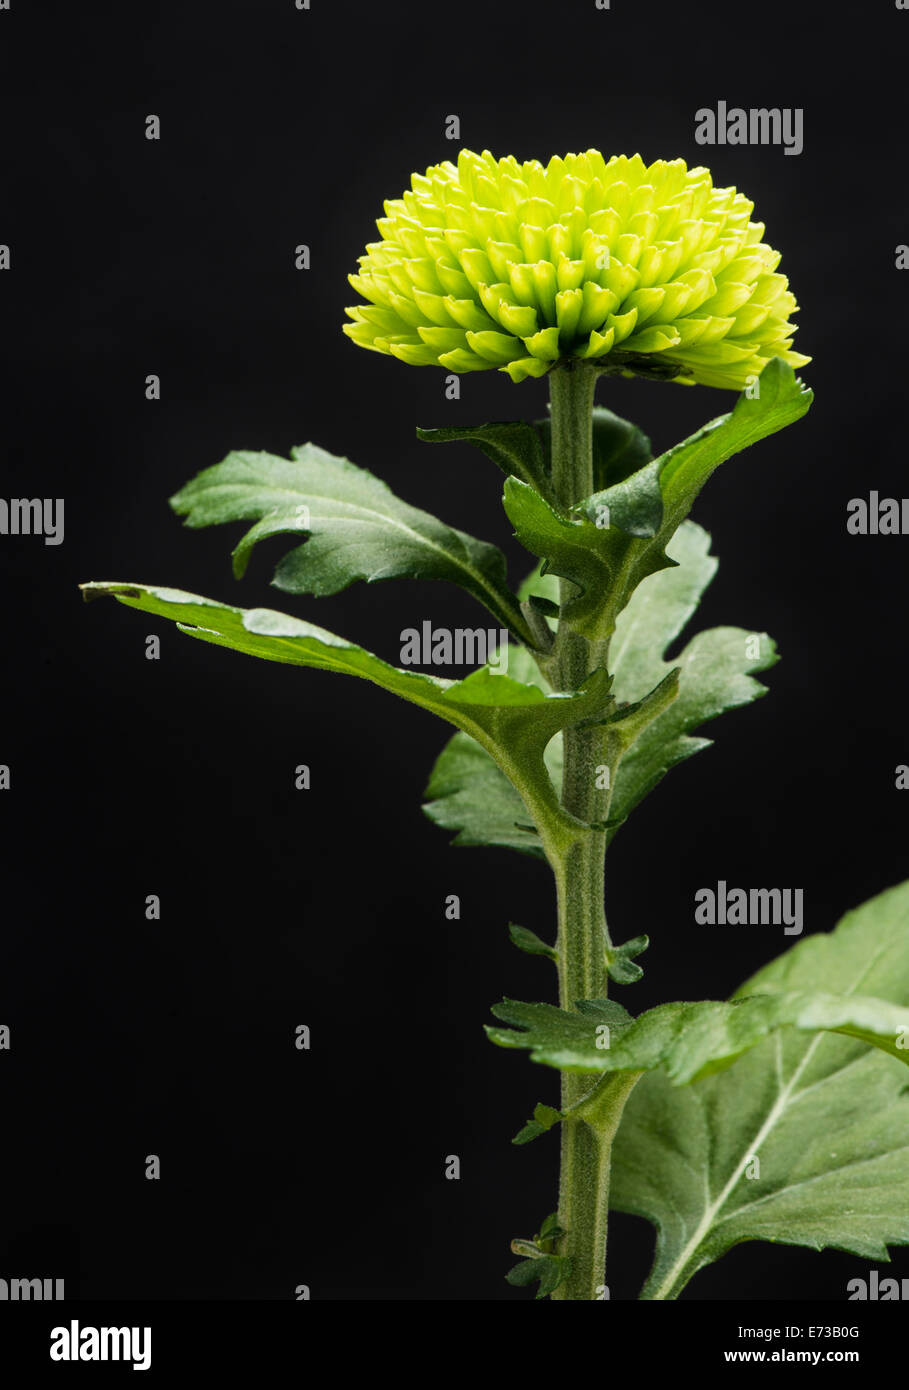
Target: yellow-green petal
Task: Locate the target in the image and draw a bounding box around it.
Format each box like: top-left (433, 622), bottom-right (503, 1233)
top-left (344, 148), bottom-right (809, 389)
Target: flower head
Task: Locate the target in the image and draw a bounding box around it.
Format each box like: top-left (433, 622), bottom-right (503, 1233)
top-left (344, 149), bottom-right (809, 389)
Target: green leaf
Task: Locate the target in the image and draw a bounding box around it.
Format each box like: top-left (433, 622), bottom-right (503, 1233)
top-left (486, 998), bottom-right (635, 1072)
top-left (524, 594), bottom-right (559, 619)
top-left (487, 987), bottom-right (909, 1083)
top-left (508, 924), bottom-right (558, 963)
top-left (585, 458), bottom-right (664, 539)
top-left (502, 477), bottom-right (673, 641)
top-left (506, 364), bottom-right (810, 648)
top-left (606, 935), bottom-right (650, 985)
top-left (423, 523), bottom-right (774, 853)
top-left (516, 564), bottom-right (561, 641)
top-left (505, 1254), bottom-right (572, 1298)
top-left (423, 731), bottom-right (547, 858)
top-left (81, 583), bottom-right (612, 851)
top-left (504, 1258), bottom-right (543, 1288)
top-left (505, 1216), bottom-right (573, 1298)
top-left (416, 421), bottom-right (549, 494)
top-left (537, 1212), bottom-right (566, 1244)
top-left (517, 563), bottom-right (561, 608)
top-left (170, 444), bottom-right (534, 645)
top-left (611, 879), bottom-right (909, 1299)
top-left (422, 644), bottom-right (560, 857)
top-left (512, 1102), bottom-right (564, 1146)
top-left (604, 520), bottom-right (777, 842)
top-left (424, 373), bottom-right (806, 853)
top-left (534, 1257), bottom-right (571, 1299)
top-left (413, 406), bottom-right (653, 509)
top-left (656, 358), bottom-right (813, 539)
top-left (566, 359), bottom-right (812, 637)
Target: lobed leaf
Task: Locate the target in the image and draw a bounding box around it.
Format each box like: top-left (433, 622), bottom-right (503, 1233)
top-left (487, 989), bottom-right (909, 1083)
top-left (603, 521), bottom-right (777, 840)
top-left (423, 522), bottom-right (775, 852)
top-left (611, 880), bottom-right (909, 1298)
top-left (82, 582), bottom-right (613, 850)
top-left (416, 421), bottom-right (549, 493)
top-left (170, 443), bottom-right (533, 644)
top-left (655, 356), bottom-right (813, 538)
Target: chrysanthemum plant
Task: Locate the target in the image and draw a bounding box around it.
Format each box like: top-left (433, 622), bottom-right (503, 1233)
top-left (84, 151), bottom-right (909, 1301)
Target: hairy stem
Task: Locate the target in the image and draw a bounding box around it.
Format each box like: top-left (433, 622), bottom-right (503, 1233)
top-left (546, 362), bottom-right (626, 1301)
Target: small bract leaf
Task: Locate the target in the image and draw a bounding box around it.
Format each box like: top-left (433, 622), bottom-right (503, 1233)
top-left (505, 1254), bottom-right (572, 1299)
top-left (512, 1104), bottom-right (564, 1146)
top-left (606, 935), bottom-right (650, 985)
top-left (508, 924), bottom-right (558, 962)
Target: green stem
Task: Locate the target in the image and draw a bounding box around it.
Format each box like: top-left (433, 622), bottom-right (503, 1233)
top-left (551, 840), bottom-right (613, 1301)
top-left (556, 1070), bottom-right (642, 1300)
top-left (545, 362), bottom-right (626, 1301)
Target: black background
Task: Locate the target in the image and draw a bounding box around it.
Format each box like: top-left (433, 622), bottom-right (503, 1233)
top-left (0, 0), bottom-right (907, 1304)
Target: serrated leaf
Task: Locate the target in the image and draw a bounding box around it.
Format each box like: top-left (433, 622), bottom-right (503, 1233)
top-left (512, 1103), bottom-right (564, 1146)
top-left (423, 523), bottom-right (772, 854)
top-left (568, 359), bottom-right (811, 636)
top-left (423, 371), bottom-right (807, 854)
top-left (423, 731), bottom-right (547, 857)
top-left (502, 477), bottom-right (673, 641)
top-left (572, 359), bottom-right (810, 550)
top-left (416, 421), bottom-right (549, 493)
top-left (486, 998), bottom-right (635, 1072)
top-left (487, 986), bottom-right (909, 1083)
top-left (509, 364), bottom-right (810, 648)
top-left (611, 880), bottom-right (909, 1299)
top-left (604, 520), bottom-right (777, 841)
top-left (507, 364), bottom-right (809, 647)
top-left (422, 645), bottom-right (560, 856)
top-left (584, 457), bottom-right (664, 538)
top-left (656, 357), bottom-right (813, 539)
top-left (169, 444), bottom-right (533, 645)
top-left (82, 582), bottom-right (612, 847)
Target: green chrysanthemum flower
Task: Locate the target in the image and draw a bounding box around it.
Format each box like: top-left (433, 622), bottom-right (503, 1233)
top-left (344, 148), bottom-right (809, 389)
